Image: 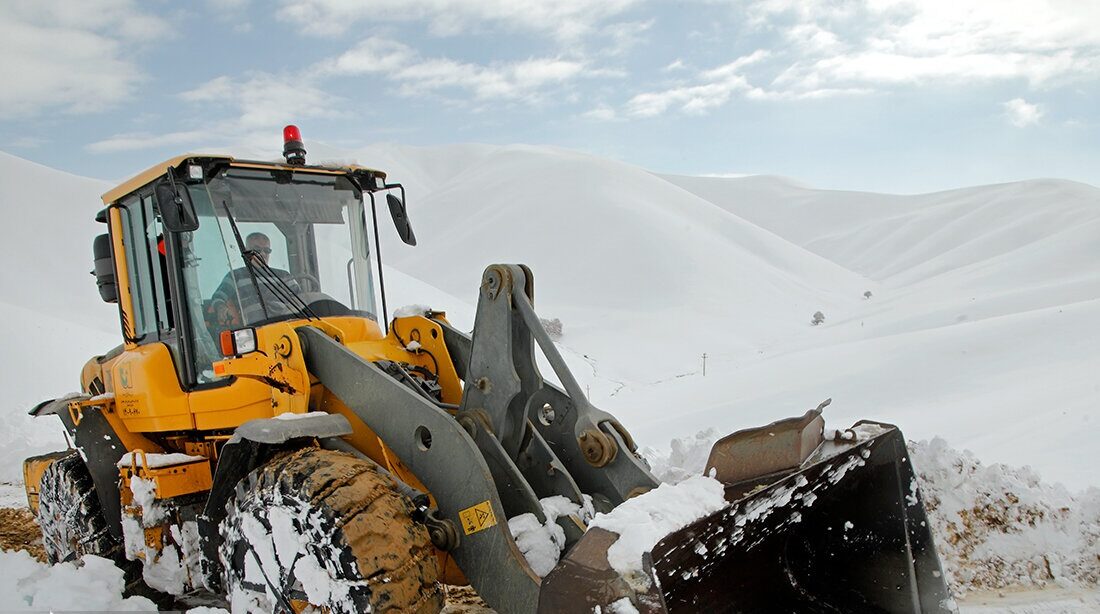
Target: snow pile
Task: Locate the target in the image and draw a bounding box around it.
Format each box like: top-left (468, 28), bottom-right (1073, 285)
top-left (0, 550), bottom-right (155, 611)
top-left (597, 597), bottom-right (641, 614)
top-left (122, 475), bottom-right (204, 595)
top-left (508, 495), bottom-right (595, 577)
top-left (393, 304), bottom-right (434, 318)
top-left (116, 452), bottom-right (207, 469)
top-left (641, 427), bottom-right (721, 483)
top-left (588, 475), bottom-right (726, 589)
top-left (645, 428), bottom-right (1100, 597)
top-left (507, 514), bottom-right (563, 578)
top-left (911, 437), bottom-right (1100, 596)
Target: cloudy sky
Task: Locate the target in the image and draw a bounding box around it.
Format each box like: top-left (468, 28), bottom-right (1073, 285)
top-left (1, 0), bottom-right (1098, 192)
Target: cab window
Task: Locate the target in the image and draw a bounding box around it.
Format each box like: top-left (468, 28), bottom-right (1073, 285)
top-left (118, 194), bottom-right (172, 340)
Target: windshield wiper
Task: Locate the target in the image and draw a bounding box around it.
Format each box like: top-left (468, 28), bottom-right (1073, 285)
top-left (219, 200), bottom-right (319, 322)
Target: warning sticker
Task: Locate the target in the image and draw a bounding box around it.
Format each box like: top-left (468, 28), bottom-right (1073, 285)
top-left (458, 500), bottom-right (497, 535)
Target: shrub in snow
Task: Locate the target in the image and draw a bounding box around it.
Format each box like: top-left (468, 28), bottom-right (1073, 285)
top-left (810, 311), bottom-right (825, 326)
top-left (540, 317), bottom-right (563, 340)
top-left (863, 290), bottom-right (873, 299)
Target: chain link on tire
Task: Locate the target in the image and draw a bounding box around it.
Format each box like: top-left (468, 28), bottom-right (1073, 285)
top-left (219, 447), bottom-right (443, 613)
top-left (37, 452), bottom-right (120, 564)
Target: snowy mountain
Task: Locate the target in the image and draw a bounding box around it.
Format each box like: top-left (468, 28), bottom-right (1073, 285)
top-left (356, 144), bottom-right (1100, 491)
top-left (1, 146), bottom-right (1097, 495)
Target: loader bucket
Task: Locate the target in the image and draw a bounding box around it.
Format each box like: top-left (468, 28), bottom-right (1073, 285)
top-left (540, 419), bottom-right (954, 614)
top-left (650, 421), bottom-right (953, 613)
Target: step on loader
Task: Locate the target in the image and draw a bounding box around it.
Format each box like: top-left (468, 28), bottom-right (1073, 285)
top-left (23, 126), bottom-right (953, 613)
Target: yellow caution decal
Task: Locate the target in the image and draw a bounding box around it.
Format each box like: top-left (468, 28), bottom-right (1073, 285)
top-left (458, 500), bottom-right (497, 535)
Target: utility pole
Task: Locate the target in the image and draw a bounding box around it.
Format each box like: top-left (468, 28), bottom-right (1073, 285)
top-left (702, 352), bottom-right (707, 377)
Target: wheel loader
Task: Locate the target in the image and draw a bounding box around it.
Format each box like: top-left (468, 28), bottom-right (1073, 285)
top-left (22, 126), bottom-right (953, 613)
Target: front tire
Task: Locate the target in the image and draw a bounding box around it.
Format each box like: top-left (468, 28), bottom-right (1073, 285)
top-left (219, 447), bottom-right (442, 613)
top-left (36, 452), bottom-right (119, 564)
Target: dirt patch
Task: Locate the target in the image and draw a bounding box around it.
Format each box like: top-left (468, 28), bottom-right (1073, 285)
top-left (0, 507), bottom-right (45, 561)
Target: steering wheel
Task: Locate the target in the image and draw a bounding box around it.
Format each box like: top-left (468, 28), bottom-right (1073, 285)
top-left (290, 273), bottom-right (321, 291)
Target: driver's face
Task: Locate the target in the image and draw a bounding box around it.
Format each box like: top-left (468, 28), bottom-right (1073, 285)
top-left (246, 237), bottom-right (272, 264)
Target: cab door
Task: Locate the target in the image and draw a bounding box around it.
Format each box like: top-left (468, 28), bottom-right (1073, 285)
top-left (108, 191), bottom-right (193, 432)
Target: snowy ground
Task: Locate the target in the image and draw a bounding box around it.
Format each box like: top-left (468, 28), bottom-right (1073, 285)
top-left (0, 145), bottom-right (1097, 610)
top-left (960, 588), bottom-right (1100, 613)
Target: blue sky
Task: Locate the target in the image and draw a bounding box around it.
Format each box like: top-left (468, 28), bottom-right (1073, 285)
top-left (2, 0), bottom-right (1098, 193)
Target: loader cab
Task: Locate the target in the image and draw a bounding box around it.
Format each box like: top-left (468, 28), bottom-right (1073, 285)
top-left (97, 154), bottom-right (404, 392)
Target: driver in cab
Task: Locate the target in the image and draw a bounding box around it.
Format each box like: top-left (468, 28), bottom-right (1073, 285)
top-left (209, 232), bottom-right (302, 329)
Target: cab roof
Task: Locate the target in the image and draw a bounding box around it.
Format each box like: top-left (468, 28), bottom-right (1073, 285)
top-left (100, 154), bottom-right (388, 205)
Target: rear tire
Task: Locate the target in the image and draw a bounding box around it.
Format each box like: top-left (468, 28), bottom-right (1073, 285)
top-left (36, 452), bottom-right (119, 564)
top-left (219, 447), bottom-right (442, 613)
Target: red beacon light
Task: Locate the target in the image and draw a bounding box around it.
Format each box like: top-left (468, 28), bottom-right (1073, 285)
top-left (282, 124), bottom-right (306, 165)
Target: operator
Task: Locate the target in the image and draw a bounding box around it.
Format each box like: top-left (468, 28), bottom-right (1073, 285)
top-left (209, 232), bottom-right (302, 329)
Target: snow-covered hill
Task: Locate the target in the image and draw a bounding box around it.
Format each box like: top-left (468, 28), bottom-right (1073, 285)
top-left (1, 144), bottom-right (1098, 606)
top-left (1, 146), bottom-right (1097, 492)
top-left (356, 144), bottom-right (1100, 490)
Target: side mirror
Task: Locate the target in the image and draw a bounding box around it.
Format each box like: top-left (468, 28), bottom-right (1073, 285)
top-left (155, 177), bottom-right (199, 232)
top-left (92, 233), bottom-right (118, 303)
top-left (386, 193), bottom-right (417, 246)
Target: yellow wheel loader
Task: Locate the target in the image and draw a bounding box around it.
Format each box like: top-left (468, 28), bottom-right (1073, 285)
top-left (23, 127), bottom-right (953, 613)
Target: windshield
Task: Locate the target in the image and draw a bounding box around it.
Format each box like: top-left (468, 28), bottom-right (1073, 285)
top-left (181, 167), bottom-right (377, 381)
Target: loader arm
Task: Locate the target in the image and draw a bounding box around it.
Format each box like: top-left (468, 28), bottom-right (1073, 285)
top-left (298, 326), bottom-right (541, 613)
top-left (299, 264), bottom-right (661, 614)
top-left (437, 264), bottom-right (660, 507)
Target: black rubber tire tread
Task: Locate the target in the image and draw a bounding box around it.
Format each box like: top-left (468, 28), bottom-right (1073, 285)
top-left (36, 451), bottom-right (120, 564)
top-left (220, 447), bottom-right (443, 613)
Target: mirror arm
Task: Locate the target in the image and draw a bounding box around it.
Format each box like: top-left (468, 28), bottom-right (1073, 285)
top-left (164, 166), bottom-right (185, 227)
top-left (367, 192), bottom-right (389, 326)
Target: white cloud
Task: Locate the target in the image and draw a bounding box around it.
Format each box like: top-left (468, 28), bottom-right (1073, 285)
top-left (599, 20), bottom-right (654, 57)
top-left (582, 105), bottom-right (619, 121)
top-left (86, 130), bottom-right (210, 153)
top-left (89, 72), bottom-right (343, 153)
top-left (327, 38), bottom-right (419, 75)
top-left (10, 136), bottom-right (48, 149)
top-left (742, 0), bottom-right (1100, 91)
top-left (325, 37), bottom-right (589, 104)
top-left (0, 1), bottom-right (169, 117)
top-left (180, 73), bottom-right (342, 130)
top-left (276, 0), bottom-right (640, 40)
top-left (623, 0), bottom-right (1100, 118)
top-left (1003, 98), bottom-right (1044, 127)
top-left (622, 49), bottom-right (842, 117)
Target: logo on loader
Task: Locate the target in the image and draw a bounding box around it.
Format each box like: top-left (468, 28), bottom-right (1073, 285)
top-left (458, 500), bottom-right (497, 535)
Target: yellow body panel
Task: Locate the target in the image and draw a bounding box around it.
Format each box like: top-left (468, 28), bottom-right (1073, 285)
top-left (101, 154), bottom-right (216, 205)
top-left (108, 207), bottom-right (139, 348)
top-left (118, 451), bottom-right (214, 501)
top-left (100, 156), bottom-right (387, 206)
top-left (22, 451), bottom-right (71, 514)
top-left (110, 343), bottom-right (194, 432)
top-left (189, 377), bottom-right (278, 430)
